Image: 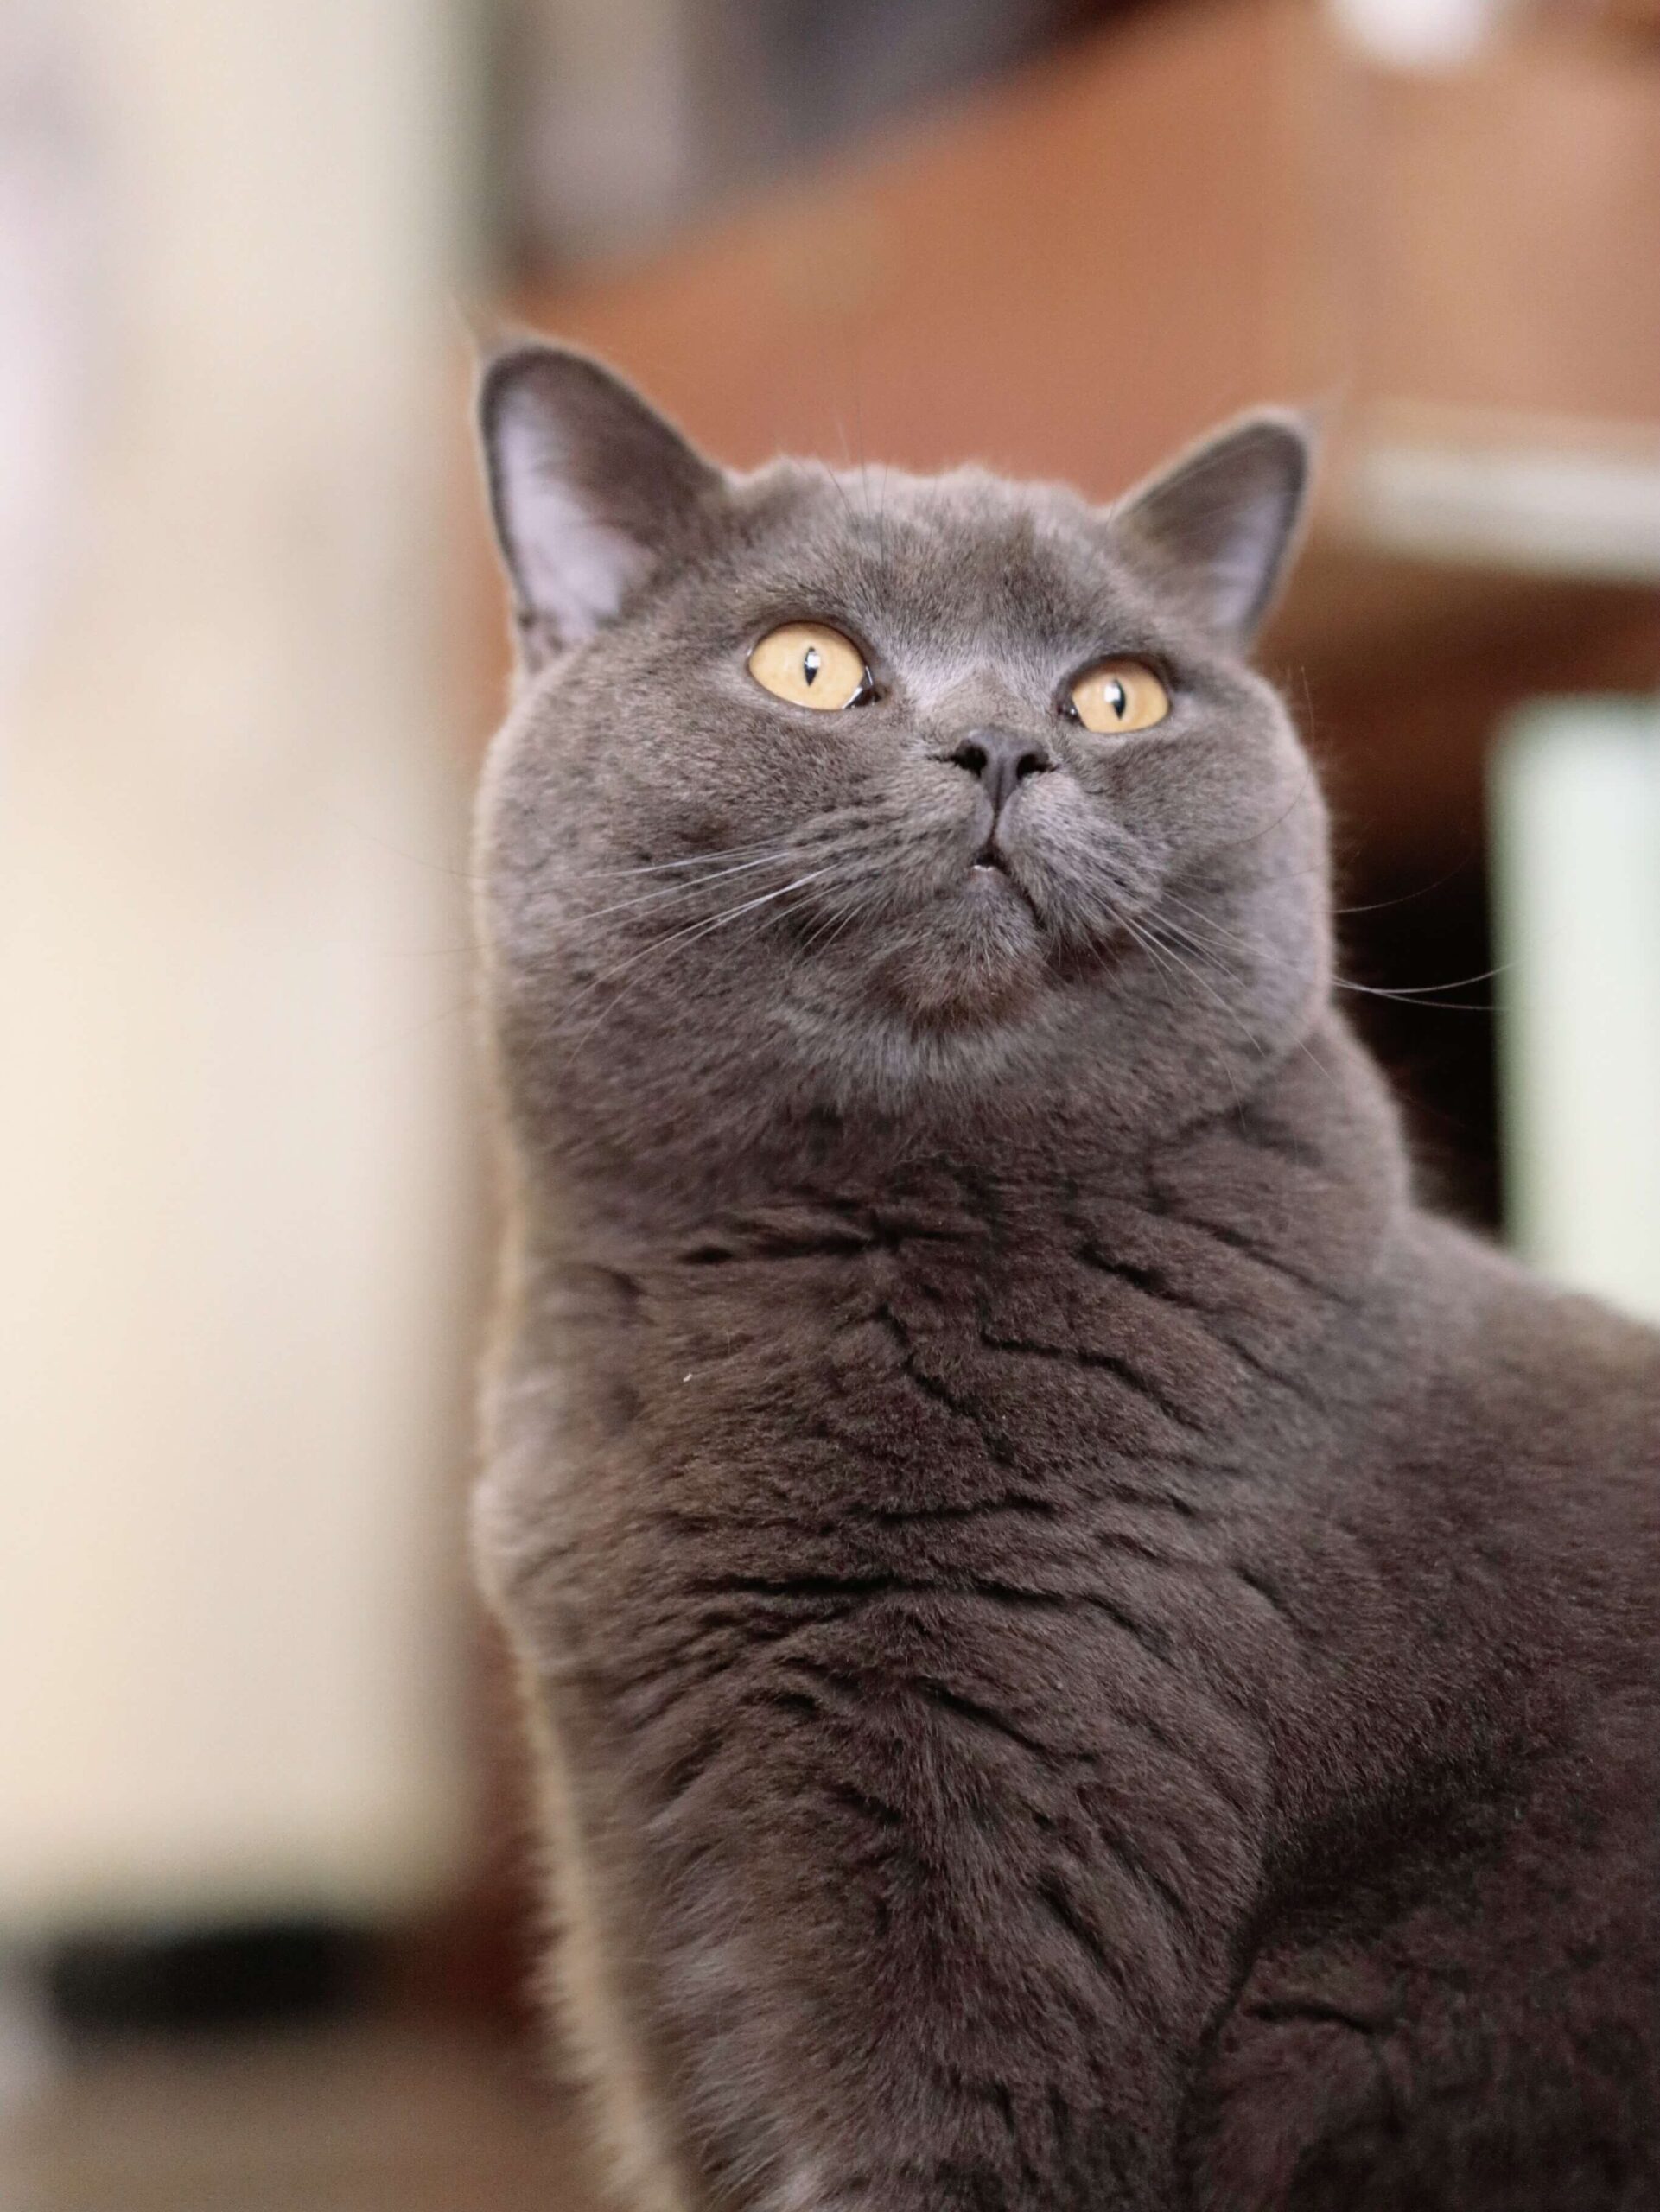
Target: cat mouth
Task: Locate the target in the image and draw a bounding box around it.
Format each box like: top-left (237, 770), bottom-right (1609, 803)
top-left (970, 823), bottom-right (1014, 874)
top-left (964, 840), bottom-right (1037, 917)
top-left (970, 837), bottom-right (1036, 895)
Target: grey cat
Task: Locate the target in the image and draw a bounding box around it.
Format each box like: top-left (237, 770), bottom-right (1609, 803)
top-left (469, 344), bottom-right (1659, 2212)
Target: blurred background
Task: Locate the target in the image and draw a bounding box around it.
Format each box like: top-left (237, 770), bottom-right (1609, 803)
top-left (2, 0), bottom-right (1657, 2202)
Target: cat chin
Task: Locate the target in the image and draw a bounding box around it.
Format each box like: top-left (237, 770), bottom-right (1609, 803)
top-left (865, 887), bottom-right (1048, 1032)
top-left (769, 897), bottom-right (1056, 1104)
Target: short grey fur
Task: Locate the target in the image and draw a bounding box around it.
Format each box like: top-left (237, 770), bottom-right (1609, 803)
top-left (471, 343), bottom-right (1658, 2212)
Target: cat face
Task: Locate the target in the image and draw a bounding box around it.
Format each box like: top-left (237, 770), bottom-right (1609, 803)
top-left (475, 348), bottom-right (1331, 1173)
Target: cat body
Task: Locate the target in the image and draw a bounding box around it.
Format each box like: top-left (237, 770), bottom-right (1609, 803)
top-left (470, 349), bottom-right (1660, 2210)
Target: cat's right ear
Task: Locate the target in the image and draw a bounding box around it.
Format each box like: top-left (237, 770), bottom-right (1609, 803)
top-left (477, 343), bottom-right (724, 672)
top-left (1110, 409), bottom-right (1317, 651)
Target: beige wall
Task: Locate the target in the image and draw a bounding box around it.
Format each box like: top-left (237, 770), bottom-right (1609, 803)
top-left (1, 0), bottom-right (481, 1929)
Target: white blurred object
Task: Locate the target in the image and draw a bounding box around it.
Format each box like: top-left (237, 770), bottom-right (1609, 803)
top-left (1326, 0), bottom-right (1518, 67)
top-left (1492, 701), bottom-right (1660, 1327)
top-left (0, 0), bottom-right (479, 1931)
top-left (1346, 430), bottom-right (1660, 582)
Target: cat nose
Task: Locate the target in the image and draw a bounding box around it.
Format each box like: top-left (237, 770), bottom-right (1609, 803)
top-left (944, 728), bottom-right (1054, 817)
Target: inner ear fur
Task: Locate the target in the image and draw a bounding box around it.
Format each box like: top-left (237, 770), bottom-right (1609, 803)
top-left (478, 341), bottom-right (724, 668)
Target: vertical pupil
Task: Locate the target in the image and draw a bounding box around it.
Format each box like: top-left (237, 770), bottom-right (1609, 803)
top-left (803, 645), bottom-right (821, 686)
top-left (1108, 680), bottom-right (1127, 718)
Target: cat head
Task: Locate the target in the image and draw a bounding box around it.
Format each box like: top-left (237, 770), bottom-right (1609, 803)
top-left (474, 343), bottom-right (1330, 1193)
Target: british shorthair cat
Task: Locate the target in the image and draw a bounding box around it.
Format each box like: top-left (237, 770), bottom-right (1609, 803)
top-left (470, 344), bottom-right (1658, 2211)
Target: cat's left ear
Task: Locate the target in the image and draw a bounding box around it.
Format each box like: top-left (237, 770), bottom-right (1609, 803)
top-left (478, 341), bottom-right (725, 671)
top-left (1110, 410), bottom-right (1316, 650)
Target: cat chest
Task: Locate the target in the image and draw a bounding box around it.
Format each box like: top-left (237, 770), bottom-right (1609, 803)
top-left (541, 1231), bottom-right (1325, 1690)
top-left (523, 1236), bottom-right (1326, 1867)
top-left (615, 1231), bottom-right (1299, 1514)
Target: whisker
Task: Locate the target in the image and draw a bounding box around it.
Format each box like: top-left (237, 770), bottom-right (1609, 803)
top-left (320, 804), bottom-right (480, 884)
top-left (1158, 888), bottom-right (1261, 961)
top-left (1134, 906), bottom-right (1346, 1106)
top-left (561, 866), bottom-right (846, 1056)
top-left (1333, 968), bottom-right (1504, 1011)
top-left (817, 454), bottom-right (860, 529)
top-left (1114, 909), bottom-right (1250, 1122)
top-left (1199, 760), bottom-right (1321, 857)
top-left (1132, 917), bottom-right (1269, 1063)
top-left (569, 848), bottom-right (811, 923)
top-left (1155, 892), bottom-right (1494, 1042)
top-left (1334, 855), bottom-right (1478, 917)
top-left (565, 839), bottom-right (794, 881)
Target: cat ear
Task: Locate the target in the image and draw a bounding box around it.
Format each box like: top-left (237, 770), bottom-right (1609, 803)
top-left (1110, 410), bottom-right (1316, 649)
top-left (478, 342), bottom-right (724, 669)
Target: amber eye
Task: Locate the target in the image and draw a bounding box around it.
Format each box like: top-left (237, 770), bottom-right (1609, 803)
top-left (1065, 658), bottom-right (1171, 736)
top-left (747, 622), bottom-right (873, 710)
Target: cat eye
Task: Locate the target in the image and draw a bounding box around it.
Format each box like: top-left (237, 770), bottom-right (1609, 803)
top-left (747, 622), bottom-right (875, 711)
top-left (1065, 658), bottom-right (1171, 736)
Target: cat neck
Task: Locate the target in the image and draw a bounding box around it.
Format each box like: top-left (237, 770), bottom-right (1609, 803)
top-left (518, 1011), bottom-right (1409, 1298)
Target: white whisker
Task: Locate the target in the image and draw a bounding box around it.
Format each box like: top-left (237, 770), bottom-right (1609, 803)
top-left (570, 848), bottom-right (808, 923)
top-left (560, 865), bottom-right (850, 1054)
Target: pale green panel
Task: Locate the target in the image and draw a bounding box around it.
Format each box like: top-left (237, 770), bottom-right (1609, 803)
top-left (1491, 700), bottom-right (1660, 1326)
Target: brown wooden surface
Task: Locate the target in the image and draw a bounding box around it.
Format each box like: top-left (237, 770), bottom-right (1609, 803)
top-left (502, 0), bottom-right (1320, 495)
top-left (501, 0), bottom-right (1660, 486)
top-left (1349, 24), bottom-right (1660, 424)
top-left (1262, 554), bottom-right (1660, 860)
